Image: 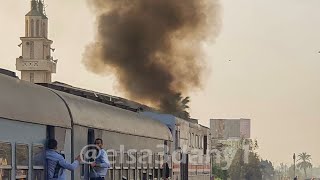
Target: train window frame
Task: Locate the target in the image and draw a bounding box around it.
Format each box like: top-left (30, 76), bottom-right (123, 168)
top-left (15, 143), bottom-right (29, 169)
top-left (136, 152), bottom-right (141, 168)
top-left (195, 135), bottom-right (198, 148)
top-left (141, 152), bottom-right (148, 169)
top-left (32, 144), bottom-right (44, 169)
top-left (123, 152), bottom-right (129, 169)
top-left (115, 151), bottom-right (121, 169)
top-left (0, 141), bottom-right (12, 180)
top-left (15, 143), bottom-right (29, 179)
top-left (148, 153), bottom-right (154, 168)
top-left (0, 141), bottom-right (12, 168)
top-left (191, 133), bottom-right (194, 148)
top-left (32, 143), bottom-right (45, 180)
top-left (128, 151), bottom-right (136, 169)
top-left (202, 136), bottom-right (204, 149)
top-left (55, 127), bottom-right (66, 152)
top-left (107, 150), bottom-right (114, 170)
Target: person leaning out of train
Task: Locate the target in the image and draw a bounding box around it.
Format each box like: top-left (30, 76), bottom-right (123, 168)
top-left (90, 138), bottom-right (110, 180)
top-left (46, 139), bottom-right (81, 180)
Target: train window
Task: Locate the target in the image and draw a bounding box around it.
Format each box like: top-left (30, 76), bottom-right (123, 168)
top-left (16, 143), bottom-right (29, 180)
top-left (0, 141), bottom-right (12, 180)
top-left (16, 144), bottom-right (29, 167)
top-left (16, 169), bottom-right (28, 179)
top-left (203, 136), bottom-right (208, 155)
top-left (130, 169), bottom-right (135, 179)
top-left (0, 142), bottom-right (12, 166)
top-left (195, 135), bottom-right (198, 148)
top-left (148, 170), bottom-right (153, 179)
top-left (123, 152), bottom-right (128, 168)
top-left (201, 136), bottom-right (204, 149)
top-left (32, 170), bottom-right (44, 180)
top-left (142, 152), bottom-right (148, 168)
top-left (55, 127), bottom-right (66, 151)
top-left (32, 144), bottom-right (44, 180)
top-left (175, 130), bottom-right (179, 150)
top-left (192, 133), bottom-right (194, 147)
top-left (155, 154), bottom-right (160, 168)
top-left (137, 169), bottom-right (141, 180)
top-left (178, 130), bottom-right (181, 148)
top-left (80, 164), bottom-right (85, 178)
top-left (46, 126), bottom-right (55, 140)
top-left (32, 144), bottom-right (44, 167)
top-left (128, 151), bottom-right (136, 168)
top-left (108, 168), bottom-right (113, 180)
top-left (114, 169), bottom-right (120, 179)
top-left (115, 151), bottom-right (120, 168)
top-left (123, 169), bottom-right (128, 179)
top-left (107, 151), bottom-right (114, 169)
top-left (137, 153), bottom-right (141, 168)
top-left (148, 154), bottom-right (153, 168)
top-left (0, 169), bottom-right (11, 180)
top-left (154, 168), bottom-right (159, 178)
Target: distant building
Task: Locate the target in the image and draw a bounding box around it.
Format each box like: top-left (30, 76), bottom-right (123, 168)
top-left (16, 0), bottom-right (57, 83)
top-left (210, 118), bottom-right (251, 140)
top-left (210, 119), bottom-right (251, 169)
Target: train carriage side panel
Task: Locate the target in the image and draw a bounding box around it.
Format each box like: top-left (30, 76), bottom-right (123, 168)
top-left (0, 74), bottom-right (73, 179)
top-left (55, 91), bottom-right (173, 180)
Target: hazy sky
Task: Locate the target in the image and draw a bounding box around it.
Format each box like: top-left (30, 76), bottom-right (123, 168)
top-left (1, 0), bottom-right (319, 166)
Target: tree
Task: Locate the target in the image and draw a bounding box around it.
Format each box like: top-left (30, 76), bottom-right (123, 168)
top-left (288, 164), bottom-right (303, 178)
top-left (161, 93), bottom-right (191, 119)
top-left (212, 165), bottom-right (229, 180)
top-left (243, 152), bottom-right (262, 180)
top-left (228, 149), bottom-right (243, 180)
top-left (297, 152), bottom-right (312, 178)
top-left (228, 139), bottom-right (262, 180)
top-left (277, 163), bottom-right (289, 178)
top-left (260, 160), bottom-right (275, 180)
top-left (228, 150), bottom-right (262, 180)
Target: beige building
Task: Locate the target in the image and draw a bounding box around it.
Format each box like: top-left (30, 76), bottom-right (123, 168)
top-left (16, 0), bottom-right (57, 83)
top-left (210, 119), bottom-right (251, 169)
top-left (210, 118), bottom-right (251, 140)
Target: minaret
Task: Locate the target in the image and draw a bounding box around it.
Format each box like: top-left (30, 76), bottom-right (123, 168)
top-left (16, 0), bottom-right (57, 83)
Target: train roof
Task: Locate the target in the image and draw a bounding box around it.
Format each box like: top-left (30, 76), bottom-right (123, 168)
top-left (0, 74), bottom-right (72, 128)
top-left (55, 90), bottom-right (173, 141)
top-left (39, 82), bottom-right (155, 112)
top-left (0, 73), bottom-right (172, 141)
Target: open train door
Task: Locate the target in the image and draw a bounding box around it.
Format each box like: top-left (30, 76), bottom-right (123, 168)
top-left (180, 153), bottom-right (188, 180)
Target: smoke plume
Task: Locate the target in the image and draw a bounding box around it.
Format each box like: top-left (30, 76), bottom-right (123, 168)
top-left (83, 0), bottom-right (221, 114)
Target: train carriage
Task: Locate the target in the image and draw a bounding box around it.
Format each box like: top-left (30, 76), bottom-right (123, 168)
top-left (0, 73), bottom-right (72, 180)
top-left (141, 112), bottom-right (212, 180)
top-left (0, 73), bottom-right (174, 180)
top-left (53, 91), bottom-right (173, 179)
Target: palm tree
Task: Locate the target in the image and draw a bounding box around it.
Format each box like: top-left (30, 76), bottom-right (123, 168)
top-left (297, 152), bottom-right (312, 178)
top-left (173, 93), bottom-right (190, 119)
top-left (161, 93), bottom-right (191, 119)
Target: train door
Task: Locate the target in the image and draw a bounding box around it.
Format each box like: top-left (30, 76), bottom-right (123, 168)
top-left (87, 129), bottom-right (95, 179)
top-left (180, 153), bottom-right (188, 180)
top-left (46, 125), bottom-right (72, 179)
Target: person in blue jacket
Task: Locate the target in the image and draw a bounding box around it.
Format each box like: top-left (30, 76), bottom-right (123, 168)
top-left (90, 138), bottom-right (110, 180)
top-left (46, 139), bottom-right (81, 180)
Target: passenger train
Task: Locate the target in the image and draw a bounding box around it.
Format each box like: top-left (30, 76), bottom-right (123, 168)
top-left (0, 71), bottom-right (212, 180)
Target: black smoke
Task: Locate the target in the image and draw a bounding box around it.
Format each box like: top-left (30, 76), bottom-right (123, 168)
top-left (83, 0), bottom-right (221, 114)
